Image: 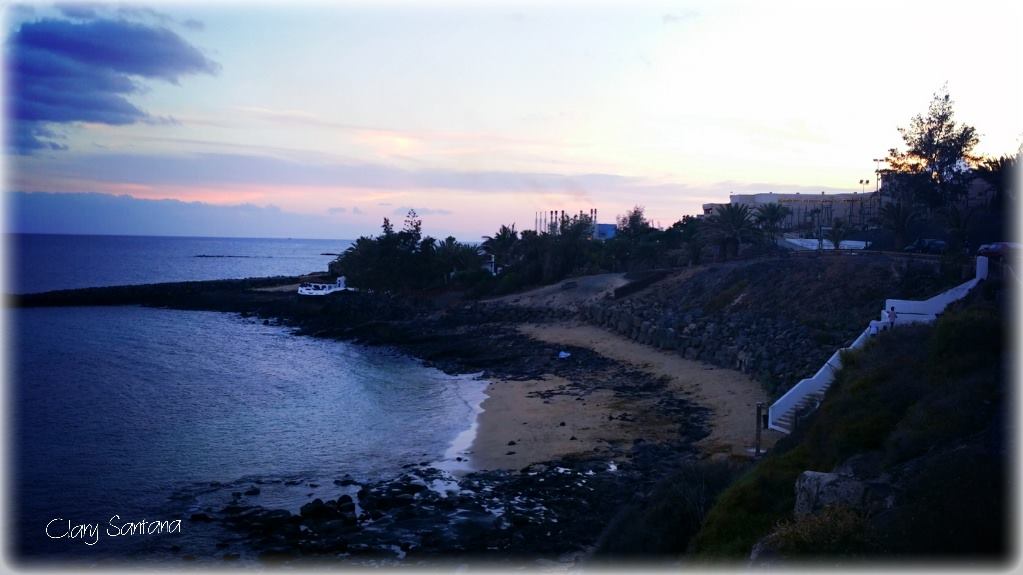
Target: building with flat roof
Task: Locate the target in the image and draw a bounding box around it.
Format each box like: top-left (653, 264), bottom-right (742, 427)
top-left (702, 191), bottom-right (881, 231)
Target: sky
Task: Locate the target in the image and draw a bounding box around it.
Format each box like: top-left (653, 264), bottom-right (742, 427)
top-left (3, 0), bottom-right (1022, 240)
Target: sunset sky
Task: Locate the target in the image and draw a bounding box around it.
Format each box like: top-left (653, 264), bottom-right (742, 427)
top-left (4, 0), bottom-right (1021, 240)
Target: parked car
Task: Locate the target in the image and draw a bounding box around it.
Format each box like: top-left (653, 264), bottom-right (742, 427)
top-left (976, 242), bottom-right (1022, 260)
top-left (903, 238), bottom-right (947, 254)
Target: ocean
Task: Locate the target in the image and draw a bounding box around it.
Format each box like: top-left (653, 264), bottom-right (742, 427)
top-left (7, 233), bottom-right (353, 294)
top-left (7, 234), bottom-right (487, 562)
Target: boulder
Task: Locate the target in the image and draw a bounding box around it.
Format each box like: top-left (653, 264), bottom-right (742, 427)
top-left (794, 471), bottom-right (894, 518)
top-left (300, 498), bottom-right (339, 520)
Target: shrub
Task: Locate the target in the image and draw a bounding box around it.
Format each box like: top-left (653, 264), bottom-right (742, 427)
top-left (595, 461), bottom-right (745, 557)
top-left (759, 506), bottom-right (877, 558)
top-left (691, 301), bottom-right (1007, 560)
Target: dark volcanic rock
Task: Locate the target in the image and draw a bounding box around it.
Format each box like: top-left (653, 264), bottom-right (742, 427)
top-left (30, 271), bottom-right (721, 565)
top-left (300, 499), bottom-right (339, 520)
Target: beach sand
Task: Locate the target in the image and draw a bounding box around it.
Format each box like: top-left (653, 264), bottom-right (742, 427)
top-left (470, 321), bottom-right (783, 469)
top-left (469, 374), bottom-right (682, 471)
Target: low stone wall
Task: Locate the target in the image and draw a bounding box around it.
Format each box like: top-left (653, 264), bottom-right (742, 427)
top-left (579, 301), bottom-right (826, 395)
top-left (575, 256), bottom-right (959, 397)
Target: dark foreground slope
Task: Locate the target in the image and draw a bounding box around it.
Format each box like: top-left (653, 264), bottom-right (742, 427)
top-left (683, 278), bottom-right (1010, 564)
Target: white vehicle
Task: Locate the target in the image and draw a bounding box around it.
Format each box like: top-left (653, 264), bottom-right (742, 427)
top-left (298, 277), bottom-right (347, 296)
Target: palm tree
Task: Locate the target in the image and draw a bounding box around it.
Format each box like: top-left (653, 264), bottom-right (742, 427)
top-left (974, 154), bottom-right (1017, 212)
top-left (482, 224), bottom-right (519, 269)
top-left (705, 204), bottom-right (755, 259)
top-left (755, 203), bottom-right (792, 245)
top-left (827, 218), bottom-right (849, 250)
top-left (941, 204), bottom-right (974, 253)
top-left (879, 202), bottom-right (917, 250)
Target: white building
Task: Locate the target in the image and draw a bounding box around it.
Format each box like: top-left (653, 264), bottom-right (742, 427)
top-left (702, 191), bottom-right (881, 230)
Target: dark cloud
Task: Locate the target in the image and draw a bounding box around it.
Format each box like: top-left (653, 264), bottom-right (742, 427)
top-left (10, 124), bottom-right (68, 152)
top-left (14, 18), bottom-right (218, 81)
top-left (352, 207), bottom-right (365, 215)
top-left (392, 206), bottom-right (453, 216)
top-left (6, 17), bottom-right (218, 153)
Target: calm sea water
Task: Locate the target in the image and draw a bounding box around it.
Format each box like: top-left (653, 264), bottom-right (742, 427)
top-left (7, 235), bottom-right (487, 562)
top-left (7, 234), bottom-right (353, 294)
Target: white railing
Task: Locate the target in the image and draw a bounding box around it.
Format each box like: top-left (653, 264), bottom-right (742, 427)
top-left (767, 348), bottom-right (848, 432)
top-left (767, 257), bottom-right (989, 433)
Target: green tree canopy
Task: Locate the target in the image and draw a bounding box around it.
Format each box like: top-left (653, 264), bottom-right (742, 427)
top-left (755, 203), bottom-right (792, 245)
top-left (885, 86), bottom-right (979, 207)
top-left (481, 224), bottom-right (519, 268)
top-left (617, 205), bottom-right (652, 237)
top-left (704, 204), bottom-right (755, 259)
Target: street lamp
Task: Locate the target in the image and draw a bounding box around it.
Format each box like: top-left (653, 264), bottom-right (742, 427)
top-left (872, 158), bottom-right (886, 206)
top-left (859, 179), bottom-right (870, 193)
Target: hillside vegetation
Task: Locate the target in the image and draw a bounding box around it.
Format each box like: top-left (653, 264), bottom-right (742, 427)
top-left (592, 278), bottom-right (1007, 564)
top-left (688, 280), bottom-right (1008, 562)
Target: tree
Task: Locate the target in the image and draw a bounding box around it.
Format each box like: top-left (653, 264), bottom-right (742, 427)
top-left (941, 204), bottom-right (974, 253)
top-left (886, 86), bottom-right (980, 208)
top-left (879, 202), bottom-right (917, 249)
top-left (672, 215), bottom-right (704, 265)
top-left (617, 206), bottom-right (652, 237)
top-left (704, 204), bottom-right (755, 259)
top-left (482, 224), bottom-right (519, 269)
top-left (974, 154), bottom-right (1017, 212)
top-left (827, 218), bottom-right (849, 250)
top-left (333, 213), bottom-right (475, 292)
top-left (755, 203), bottom-right (792, 245)
top-left (399, 209), bottom-right (422, 252)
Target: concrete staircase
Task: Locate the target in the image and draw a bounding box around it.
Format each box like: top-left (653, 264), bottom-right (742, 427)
top-left (773, 391), bottom-right (826, 433)
top-left (767, 256), bottom-right (989, 434)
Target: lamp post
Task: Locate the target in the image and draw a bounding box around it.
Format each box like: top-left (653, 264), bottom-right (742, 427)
top-left (872, 158), bottom-right (885, 191)
top-left (859, 179), bottom-right (870, 228)
top-left (872, 157), bottom-right (886, 211)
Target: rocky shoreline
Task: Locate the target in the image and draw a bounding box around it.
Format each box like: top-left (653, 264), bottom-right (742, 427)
top-left (174, 440), bottom-right (704, 567)
top-left (203, 303), bottom-right (711, 565)
top-left (15, 277), bottom-right (714, 566)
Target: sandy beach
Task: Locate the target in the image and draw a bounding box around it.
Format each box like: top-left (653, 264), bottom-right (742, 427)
top-left (470, 374), bottom-right (682, 471)
top-left (470, 321), bottom-right (783, 469)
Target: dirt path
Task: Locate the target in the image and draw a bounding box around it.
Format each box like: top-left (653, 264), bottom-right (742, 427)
top-left (483, 273), bottom-right (628, 311)
top-left (517, 321), bottom-right (784, 458)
